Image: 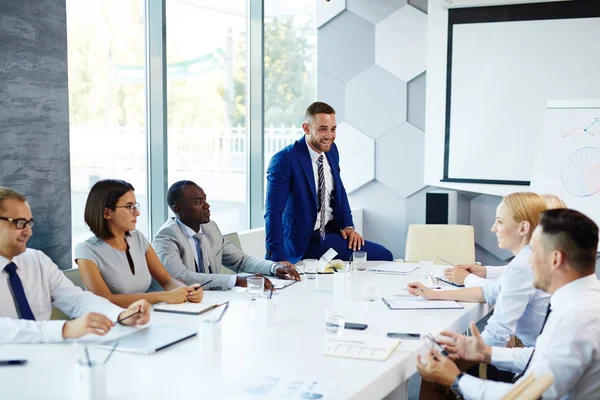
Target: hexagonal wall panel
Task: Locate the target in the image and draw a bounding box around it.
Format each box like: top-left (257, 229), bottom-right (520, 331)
top-left (376, 122), bottom-right (425, 197)
top-left (345, 65), bottom-right (407, 140)
top-left (317, 67), bottom-right (346, 123)
top-left (347, 0), bottom-right (407, 25)
top-left (407, 72), bottom-right (426, 131)
top-left (317, 0), bottom-right (346, 28)
top-left (334, 122), bottom-right (375, 193)
top-left (318, 11), bottom-right (375, 83)
top-left (470, 195), bottom-right (514, 261)
top-left (376, 5), bottom-right (427, 82)
top-left (408, 0), bottom-right (427, 14)
top-left (348, 180), bottom-right (408, 258)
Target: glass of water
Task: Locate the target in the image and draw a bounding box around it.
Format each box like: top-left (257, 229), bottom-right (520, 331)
top-left (325, 308), bottom-right (345, 336)
top-left (353, 251), bottom-right (367, 271)
top-left (247, 276), bottom-right (264, 301)
top-left (304, 259), bottom-right (318, 280)
top-left (419, 258), bottom-right (435, 283)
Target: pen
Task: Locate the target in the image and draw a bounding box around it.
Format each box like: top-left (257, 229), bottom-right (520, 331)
top-left (103, 341), bottom-right (119, 364)
top-left (84, 346), bottom-right (92, 367)
top-left (199, 279), bottom-right (214, 288)
top-left (115, 310), bottom-right (141, 325)
top-left (269, 287), bottom-right (274, 299)
top-left (436, 256), bottom-right (455, 267)
top-left (215, 301), bottom-right (229, 323)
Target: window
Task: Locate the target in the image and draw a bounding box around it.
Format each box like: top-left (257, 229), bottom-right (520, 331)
top-left (263, 0), bottom-right (317, 200)
top-left (67, 0), bottom-right (149, 260)
top-left (166, 0), bottom-right (248, 234)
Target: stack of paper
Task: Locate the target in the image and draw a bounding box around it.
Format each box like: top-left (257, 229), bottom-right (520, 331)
top-left (369, 262), bottom-right (419, 275)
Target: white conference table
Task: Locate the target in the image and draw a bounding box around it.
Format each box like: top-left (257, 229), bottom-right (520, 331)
top-left (1, 262), bottom-right (492, 399)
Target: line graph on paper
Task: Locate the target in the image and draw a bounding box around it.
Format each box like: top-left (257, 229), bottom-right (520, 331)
top-left (560, 118), bottom-right (600, 197)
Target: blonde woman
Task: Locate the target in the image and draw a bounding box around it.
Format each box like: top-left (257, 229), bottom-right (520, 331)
top-left (449, 193), bottom-right (567, 286)
top-left (408, 192), bottom-right (550, 348)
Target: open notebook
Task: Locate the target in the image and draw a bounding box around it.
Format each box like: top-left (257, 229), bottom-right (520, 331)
top-left (381, 297), bottom-right (463, 310)
top-left (323, 338), bottom-right (400, 361)
top-left (153, 302), bottom-right (225, 316)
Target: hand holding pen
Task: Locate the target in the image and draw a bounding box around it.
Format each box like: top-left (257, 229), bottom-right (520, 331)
top-left (407, 282), bottom-right (442, 300)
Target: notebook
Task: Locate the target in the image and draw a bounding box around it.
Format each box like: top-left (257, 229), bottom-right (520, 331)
top-left (369, 262), bottom-right (419, 275)
top-left (323, 338), bottom-right (400, 361)
top-left (381, 297), bottom-right (463, 310)
top-left (95, 325), bottom-right (196, 355)
top-left (153, 301), bottom-right (224, 316)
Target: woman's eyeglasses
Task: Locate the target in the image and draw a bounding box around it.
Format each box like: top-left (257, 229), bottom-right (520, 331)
top-left (114, 203), bottom-right (140, 214)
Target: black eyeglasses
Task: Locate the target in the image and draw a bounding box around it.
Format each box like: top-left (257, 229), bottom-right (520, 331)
top-left (0, 217), bottom-right (35, 230)
top-left (424, 332), bottom-right (449, 356)
top-left (114, 203), bottom-right (140, 214)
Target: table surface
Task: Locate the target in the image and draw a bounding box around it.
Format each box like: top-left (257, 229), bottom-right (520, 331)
top-left (1, 262), bottom-right (491, 399)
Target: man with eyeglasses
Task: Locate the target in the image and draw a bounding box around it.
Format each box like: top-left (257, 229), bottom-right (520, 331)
top-left (416, 209), bottom-right (600, 399)
top-left (0, 187), bottom-right (151, 343)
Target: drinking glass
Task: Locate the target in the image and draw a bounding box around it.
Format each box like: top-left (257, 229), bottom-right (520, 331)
top-left (419, 258), bottom-right (435, 283)
top-left (247, 276), bottom-right (264, 301)
top-left (325, 308), bottom-right (345, 336)
top-left (304, 259), bottom-right (318, 280)
top-left (353, 251), bottom-right (367, 271)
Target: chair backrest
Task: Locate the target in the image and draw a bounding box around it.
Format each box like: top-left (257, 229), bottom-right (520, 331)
top-left (404, 224), bottom-right (475, 264)
top-left (224, 232), bottom-right (242, 252)
top-left (51, 268), bottom-right (86, 320)
top-left (502, 374), bottom-right (554, 400)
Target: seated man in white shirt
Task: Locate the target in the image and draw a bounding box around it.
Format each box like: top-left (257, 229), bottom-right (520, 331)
top-left (153, 181), bottom-right (300, 291)
top-left (417, 208), bottom-right (600, 400)
top-left (0, 187), bottom-right (151, 344)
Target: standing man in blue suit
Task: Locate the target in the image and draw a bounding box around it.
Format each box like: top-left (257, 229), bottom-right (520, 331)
top-left (265, 102), bottom-right (393, 264)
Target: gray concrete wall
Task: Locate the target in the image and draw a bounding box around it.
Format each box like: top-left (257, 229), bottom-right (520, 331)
top-left (0, 1), bottom-right (72, 268)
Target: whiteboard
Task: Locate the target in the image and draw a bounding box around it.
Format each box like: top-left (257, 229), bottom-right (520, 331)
top-left (447, 16), bottom-right (600, 182)
top-left (530, 100), bottom-right (600, 234)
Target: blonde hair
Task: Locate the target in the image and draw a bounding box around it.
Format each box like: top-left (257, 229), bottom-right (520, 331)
top-left (540, 194), bottom-right (567, 209)
top-left (502, 192), bottom-right (548, 233)
top-left (0, 187), bottom-right (26, 213)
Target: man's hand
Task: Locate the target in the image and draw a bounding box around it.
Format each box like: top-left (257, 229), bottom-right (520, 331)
top-left (457, 264), bottom-right (487, 278)
top-left (407, 282), bottom-right (439, 300)
top-left (186, 285), bottom-right (204, 303)
top-left (236, 275), bottom-right (274, 290)
top-left (416, 349), bottom-right (461, 387)
top-left (341, 228), bottom-right (365, 251)
top-left (275, 261), bottom-right (300, 281)
top-left (443, 267), bottom-right (470, 285)
top-left (438, 321), bottom-right (492, 363)
top-left (62, 312), bottom-right (115, 339)
top-left (117, 299), bottom-right (151, 327)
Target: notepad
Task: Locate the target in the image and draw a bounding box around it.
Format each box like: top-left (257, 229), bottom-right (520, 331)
top-left (323, 338), bottom-right (400, 361)
top-left (153, 302), bottom-right (223, 316)
top-left (381, 297), bottom-right (463, 310)
top-left (369, 262), bottom-right (419, 275)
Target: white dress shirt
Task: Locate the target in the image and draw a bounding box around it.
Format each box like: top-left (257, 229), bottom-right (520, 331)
top-left (176, 220), bottom-right (279, 289)
top-left (459, 274), bottom-right (600, 400)
top-left (464, 265), bottom-right (505, 287)
top-left (480, 246), bottom-right (551, 347)
top-left (306, 140), bottom-right (334, 231)
top-left (0, 249), bottom-right (123, 343)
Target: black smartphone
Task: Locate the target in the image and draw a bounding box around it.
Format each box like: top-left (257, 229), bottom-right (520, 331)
top-left (345, 322), bottom-right (368, 330)
top-left (0, 360), bottom-right (28, 366)
top-left (387, 332), bottom-right (421, 339)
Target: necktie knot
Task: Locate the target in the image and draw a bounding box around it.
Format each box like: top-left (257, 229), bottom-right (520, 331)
top-left (5, 262), bottom-right (17, 275)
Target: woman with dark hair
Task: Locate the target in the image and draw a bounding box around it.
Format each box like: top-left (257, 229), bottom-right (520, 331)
top-left (75, 179), bottom-right (203, 307)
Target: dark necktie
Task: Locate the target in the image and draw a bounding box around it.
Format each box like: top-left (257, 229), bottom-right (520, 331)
top-left (513, 303), bottom-right (552, 382)
top-left (5, 262), bottom-right (36, 320)
top-left (193, 236), bottom-right (204, 273)
top-left (317, 154), bottom-right (326, 239)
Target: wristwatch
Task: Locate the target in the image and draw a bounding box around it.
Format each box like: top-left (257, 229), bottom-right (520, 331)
top-left (450, 372), bottom-right (465, 399)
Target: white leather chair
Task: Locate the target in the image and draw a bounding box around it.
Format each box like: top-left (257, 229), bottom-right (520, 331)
top-left (221, 232), bottom-right (241, 275)
top-left (502, 374), bottom-right (554, 400)
top-left (404, 224), bottom-right (475, 265)
top-left (51, 268), bottom-right (86, 320)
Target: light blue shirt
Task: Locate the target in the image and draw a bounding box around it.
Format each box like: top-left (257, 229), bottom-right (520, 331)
top-left (480, 245), bottom-right (551, 347)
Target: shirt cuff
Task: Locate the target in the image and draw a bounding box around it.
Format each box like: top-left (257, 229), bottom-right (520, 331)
top-left (464, 273), bottom-right (486, 288)
top-left (228, 275), bottom-right (237, 289)
top-left (486, 266), bottom-right (505, 279)
top-left (270, 263), bottom-right (281, 276)
top-left (458, 374), bottom-right (484, 400)
top-left (491, 346), bottom-right (515, 371)
top-left (45, 320), bottom-right (68, 342)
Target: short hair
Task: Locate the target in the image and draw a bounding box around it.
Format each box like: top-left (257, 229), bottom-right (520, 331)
top-left (166, 180), bottom-right (198, 213)
top-left (538, 208), bottom-right (599, 274)
top-left (502, 192), bottom-right (548, 233)
top-left (305, 101), bottom-right (336, 123)
top-left (540, 194), bottom-right (567, 209)
top-left (0, 187), bottom-right (26, 213)
top-left (84, 179), bottom-right (135, 239)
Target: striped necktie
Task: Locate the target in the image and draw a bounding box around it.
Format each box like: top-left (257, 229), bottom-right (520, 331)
top-left (5, 262), bottom-right (36, 320)
top-left (317, 154), bottom-right (327, 239)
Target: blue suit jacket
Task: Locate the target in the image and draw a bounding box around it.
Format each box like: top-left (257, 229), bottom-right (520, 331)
top-left (264, 136), bottom-right (354, 263)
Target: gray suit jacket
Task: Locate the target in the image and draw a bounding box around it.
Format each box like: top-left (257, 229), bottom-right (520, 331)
top-left (153, 218), bottom-right (277, 291)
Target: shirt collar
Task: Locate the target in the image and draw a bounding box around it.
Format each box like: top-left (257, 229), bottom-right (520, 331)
top-left (0, 254), bottom-right (11, 272)
top-left (176, 219), bottom-right (202, 239)
top-left (305, 136), bottom-right (324, 163)
top-left (550, 274), bottom-right (599, 311)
